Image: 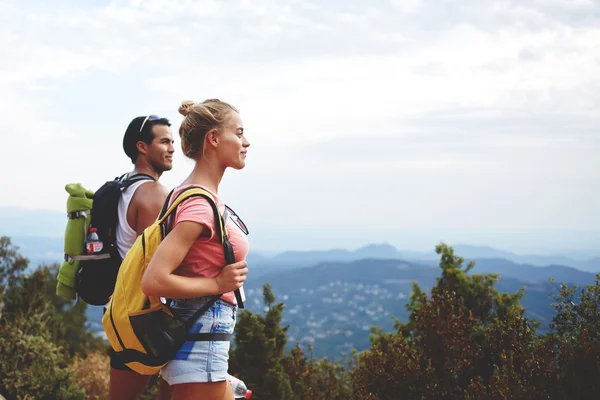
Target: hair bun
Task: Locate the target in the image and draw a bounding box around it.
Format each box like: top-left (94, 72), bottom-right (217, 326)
top-left (178, 100), bottom-right (196, 116)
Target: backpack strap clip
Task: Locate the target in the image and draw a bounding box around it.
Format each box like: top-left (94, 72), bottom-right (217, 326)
top-left (67, 210), bottom-right (89, 219)
top-left (65, 253), bottom-right (111, 264)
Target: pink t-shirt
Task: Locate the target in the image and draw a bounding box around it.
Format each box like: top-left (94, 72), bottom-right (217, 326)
top-left (171, 184), bottom-right (249, 305)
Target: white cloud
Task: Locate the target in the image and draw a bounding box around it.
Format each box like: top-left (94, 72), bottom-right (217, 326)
top-left (0, 0), bottom-right (599, 251)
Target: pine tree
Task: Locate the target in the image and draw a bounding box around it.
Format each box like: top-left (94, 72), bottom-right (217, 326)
top-left (230, 283), bottom-right (294, 399)
top-left (0, 236), bottom-right (28, 320)
top-left (546, 274), bottom-right (600, 398)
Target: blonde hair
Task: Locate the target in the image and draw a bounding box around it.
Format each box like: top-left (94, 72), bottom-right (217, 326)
top-left (178, 99), bottom-right (239, 159)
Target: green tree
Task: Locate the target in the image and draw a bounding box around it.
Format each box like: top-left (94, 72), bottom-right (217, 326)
top-left (3, 262), bottom-right (104, 359)
top-left (0, 236), bottom-right (87, 399)
top-left (402, 243), bottom-right (523, 336)
top-left (546, 275), bottom-right (600, 399)
top-left (282, 344), bottom-right (351, 400)
top-left (352, 243), bottom-right (547, 399)
top-left (0, 236), bottom-right (29, 319)
top-left (230, 283), bottom-right (294, 399)
top-left (232, 283), bottom-right (351, 400)
top-left (0, 322), bottom-right (85, 400)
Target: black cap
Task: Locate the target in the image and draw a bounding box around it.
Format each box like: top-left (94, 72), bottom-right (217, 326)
top-left (123, 116), bottom-right (147, 162)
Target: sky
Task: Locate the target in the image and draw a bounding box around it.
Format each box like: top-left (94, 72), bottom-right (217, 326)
top-left (1, 0), bottom-right (599, 254)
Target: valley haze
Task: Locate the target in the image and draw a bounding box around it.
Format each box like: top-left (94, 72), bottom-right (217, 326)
top-left (1, 206), bottom-right (599, 267)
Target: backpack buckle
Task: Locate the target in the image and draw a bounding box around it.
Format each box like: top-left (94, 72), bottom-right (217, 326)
top-left (68, 210), bottom-right (89, 219)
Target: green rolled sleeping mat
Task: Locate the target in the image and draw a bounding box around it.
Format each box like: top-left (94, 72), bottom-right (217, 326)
top-left (56, 183), bottom-right (94, 300)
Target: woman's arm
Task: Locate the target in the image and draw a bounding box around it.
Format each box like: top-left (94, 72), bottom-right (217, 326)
top-left (141, 220), bottom-right (248, 298)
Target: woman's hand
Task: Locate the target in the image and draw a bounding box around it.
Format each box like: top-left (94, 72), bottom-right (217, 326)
top-left (215, 260), bottom-right (248, 293)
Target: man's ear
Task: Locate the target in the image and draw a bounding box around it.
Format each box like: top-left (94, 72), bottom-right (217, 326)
top-left (136, 141), bottom-right (149, 156)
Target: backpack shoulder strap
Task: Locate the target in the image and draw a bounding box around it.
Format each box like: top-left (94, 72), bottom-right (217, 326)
top-left (159, 186), bottom-right (244, 311)
top-left (157, 187), bottom-right (227, 244)
top-left (114, 173), bottom-right (128, 181)
top-left (121, 173), bottom-right (156, 189)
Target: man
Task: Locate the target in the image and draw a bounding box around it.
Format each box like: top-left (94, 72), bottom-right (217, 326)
top-left (109, 115), bottom-right (174, 400)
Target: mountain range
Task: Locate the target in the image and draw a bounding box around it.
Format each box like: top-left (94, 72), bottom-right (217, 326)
top-left (1, 205), bottom-right (598, 273)
top-left (248, 242), bottom-right (599, 274)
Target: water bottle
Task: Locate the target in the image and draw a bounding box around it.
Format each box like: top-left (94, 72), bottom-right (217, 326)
top-left (229, 375), bottom-right (252, 399)
top-left (85, 227), bottom-right (103, 254)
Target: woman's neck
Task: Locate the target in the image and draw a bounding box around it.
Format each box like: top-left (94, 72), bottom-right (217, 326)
top-left (182, 157), bottom-right (224, 194)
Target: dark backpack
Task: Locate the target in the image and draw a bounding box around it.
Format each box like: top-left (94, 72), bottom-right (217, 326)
top-left (75, 173), bottom-right (155, 305)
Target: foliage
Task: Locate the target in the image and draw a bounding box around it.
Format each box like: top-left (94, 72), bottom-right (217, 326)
top-left (401, 243), bottom-right (524, 337)
top-left (282, 344), bottom-right (352, 400)
top-left (351, 243), bottom-right (600, 399)
top-left (0, 236), bottom-right (104, 399)
top-left (546, 275), bottom-right (600, 399)
top-left (69, 352), bottom-right (110, 400)
top-left (231, 283), bottom-right (352, 400)
top-left (0, 321), bottom-right (85, 400)
top-left (230, 283), bottom-right (294, 399)
top-left (0, 236), bottom-right (29, 319)
top-left (2, 262), bottom-right (105, 360)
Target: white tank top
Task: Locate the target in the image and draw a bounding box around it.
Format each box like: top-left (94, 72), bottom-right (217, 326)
top-left (116, 179), bottom-right (153, 259)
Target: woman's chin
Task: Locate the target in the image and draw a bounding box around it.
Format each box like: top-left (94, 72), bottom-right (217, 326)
top-left (229, 160), bottom-right (246, 170)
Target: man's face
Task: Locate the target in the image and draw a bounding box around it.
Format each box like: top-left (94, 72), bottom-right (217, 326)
top-left (144, 124), bottom-right (175, 172)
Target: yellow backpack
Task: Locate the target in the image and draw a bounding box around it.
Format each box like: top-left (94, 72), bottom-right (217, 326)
top-left (101, 186), bottom-right (241, 375)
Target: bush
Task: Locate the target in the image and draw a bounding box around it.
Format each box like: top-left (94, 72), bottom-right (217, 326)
top-left (69, 352), bottom-right (110, 400)
top-left (0, 323), bottom-right (85, 400)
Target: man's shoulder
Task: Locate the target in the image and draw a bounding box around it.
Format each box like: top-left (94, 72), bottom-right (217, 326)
top-left (132, 180), bottom-right (168, 201)
top-left (125, 180), bottom-right (170, 233)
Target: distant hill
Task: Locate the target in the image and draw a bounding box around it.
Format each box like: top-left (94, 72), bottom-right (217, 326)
top-left (453, 244), bottom-right (599, 272)
top-left (1, 207), bottom-right (598, 272)
top-left (581, 257), bottom-right (600, 272)
top-left (264, 243), bottom-right (402, 267)
top-left (252, 243), bottom-right (599, 274)
top-left (5, 231), bottom-right (598, 277)
top-left (470, 258), bottom-right (596, 286)
top-left (6, 233), bottom-right (598, 283)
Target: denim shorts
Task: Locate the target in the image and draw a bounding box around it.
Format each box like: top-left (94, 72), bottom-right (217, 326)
top-left (160, 297), bottom-right (237, 385)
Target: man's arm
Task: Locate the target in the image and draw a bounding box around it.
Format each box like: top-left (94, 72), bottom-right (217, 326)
top-left (128, 182), bottom-right (169, 235)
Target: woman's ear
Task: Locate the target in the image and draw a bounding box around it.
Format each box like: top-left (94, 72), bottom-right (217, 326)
top-left (206, 128), bottom-right (219, 148)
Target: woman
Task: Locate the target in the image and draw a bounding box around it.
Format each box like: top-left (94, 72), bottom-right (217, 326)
top-left (142, 98), bottom-right (251, 400)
